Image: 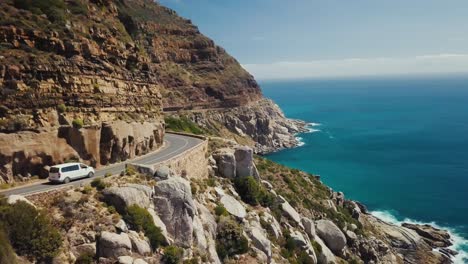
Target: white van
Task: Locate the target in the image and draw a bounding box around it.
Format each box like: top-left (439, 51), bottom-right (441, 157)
top-left (48, 163), bottom-right (95, 183)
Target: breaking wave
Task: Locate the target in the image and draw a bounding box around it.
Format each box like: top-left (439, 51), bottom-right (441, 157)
top-left (371, 210), bottom-right (468, 264)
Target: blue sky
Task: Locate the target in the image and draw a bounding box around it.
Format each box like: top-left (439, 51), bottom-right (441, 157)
top-left (159, 0), bottom-right (468, 79)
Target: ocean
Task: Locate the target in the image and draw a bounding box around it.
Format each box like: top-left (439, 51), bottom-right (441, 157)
top-left (261, 75), bottom-right (468, 263)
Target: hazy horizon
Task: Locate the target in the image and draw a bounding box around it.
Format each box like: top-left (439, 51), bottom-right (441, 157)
top-left (160, 0), bottom-right (468, 80)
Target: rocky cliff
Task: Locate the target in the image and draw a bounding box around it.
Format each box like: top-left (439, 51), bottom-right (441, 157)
top-left (0, 0), bottom-right (265, 183)
top-left (2, 141), bottom-right (456, 264)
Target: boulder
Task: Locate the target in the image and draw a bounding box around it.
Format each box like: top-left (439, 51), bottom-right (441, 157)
top-left (248, 227), bottom-right (271, 259)
top-left (316, 220), bottom-right (347, 255)
top-left (117, 256), bottom-right (133, 264)
top-left (290, 230), bottom-right (308, 247)
top-left (133, 259), bottom-right (148, 264)
top-left (302, 217), bottom-right (316, 239)
top-left (220, 194), bottom-right (246, 219)
top-left (98, 231), bottom-right (132, 259)
top-left (128, 231), bottom-right (151, 256)
top-left (234, 146), bottom-right (254, 178)
top-left (71, 243), bottom-right (96, 257)
top-left (7, 195), bottom-right (35, 208)
top-left (346, 230), bottom-right (357, 243)
top-left (213, 148), bottom-right (236, 178)
top-left (315, 236), bottom-right (336, 264)
top-left (154, 165), bottom-right (172, 180)
top-left (115, 219), bottom-right (128, 233)
top-left (260, 212), bottom-right (282, 239)
top-left (281, 200), bottom-right (302, 225)
top-left (153, 177), bottom-right (195, 248)
top-left (102, 185), bottom-right (152, 213)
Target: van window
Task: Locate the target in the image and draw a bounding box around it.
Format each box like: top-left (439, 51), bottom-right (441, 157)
top-left (63, 165), bottom-right (79, 172)
top-left (50, 167), bottom-right (60, 173)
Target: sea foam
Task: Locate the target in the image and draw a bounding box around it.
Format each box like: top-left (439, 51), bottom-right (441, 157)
top-left (371, 210), bottom-right (468, 264)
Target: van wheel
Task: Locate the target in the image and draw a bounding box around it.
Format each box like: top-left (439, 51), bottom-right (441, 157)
top-left (88, 172), bottom-right (94, 178)
top-left (63, 177), bottom-right (71, 184)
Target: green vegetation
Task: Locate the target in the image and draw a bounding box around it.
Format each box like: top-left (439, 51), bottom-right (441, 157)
top-left (164, 116), bottom-right (205, 135)
top-left (13, 0), bottom-right (66, 23)
top-left (90, 178), bottom-right (106, 191)
top-left (278, 231), bottom-right (314, 264)
top-left (214, 204), bottom-right (229, 217)
top-left (162, 245), bottom-right (183, 264)
top-left (57, 103), bottom-right (67, 113)
top-left (215, 217), bottom-right (249, 260)
top-left (0, 198), bottom-right (62, 262)
top-left (123, 205), bottom-right (166, 250)
top-left (255, 156), bottom-right (365, 235)
top-left (125, 165), bottom-right (137, 176)
top-left (0, 227), bottom-right (16, 264)
top-left (233, 176), bottom-right (275, 207)
top-left (72, 118), bottom-right (84, 129)
top-left (75, 252), bottom-right (94, 264)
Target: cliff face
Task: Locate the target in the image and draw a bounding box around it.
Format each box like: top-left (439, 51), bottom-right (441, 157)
top-left (173, 99), bottom-right (308, 154)
top-left (0, 0), bottom-right (262, 183)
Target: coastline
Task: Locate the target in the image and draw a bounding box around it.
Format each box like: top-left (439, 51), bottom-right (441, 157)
top-left (272, 121), bottom-right (467, 263)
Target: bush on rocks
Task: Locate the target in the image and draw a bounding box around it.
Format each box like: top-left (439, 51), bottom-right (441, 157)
top-left (91, 178), bottom-right (106, 191)
top-left (124, 205), bottom-right (166, 250)
top-left (215, 216), bottom-right (249, 259)
top-left (162, 245), bottom-right (183, 264)
top-left (234, 176), bottom-right (275, 207)
top-left (72, 118), bottom-right (84, 129)
top-left (214, 204), bottom-right (229, 217)
top-left (0, 227), bottom-right (16, 264)
top-left (0, 198), bottom-right (62, 262)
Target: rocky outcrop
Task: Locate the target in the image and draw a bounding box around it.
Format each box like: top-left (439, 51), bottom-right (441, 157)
top-left (97, 231), bottom-right (132, 259)
top-left (281, 198), bottom-right (303, 225)
top-left (128, 231), bottom-right (151, 256)
top-left (402, 223), bottom-right (452, 248)
top-left (213, 145), bottom-right (259, 179)
top-left (316, 219), bottom-right (347, 255)
top-left (183, 98), bottom-right (307, 153)
top-left (153, 177), bottom-right (195, 248)
top-left (102, 185), bottom-right (153, 213)
top-left (213, 148), bottom-right (236, 179)
top-left (220, 193), bottom-right (247, 219)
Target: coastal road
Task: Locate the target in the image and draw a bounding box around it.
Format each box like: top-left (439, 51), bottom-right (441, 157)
top-left (0, 133), bottom-right (204, 197)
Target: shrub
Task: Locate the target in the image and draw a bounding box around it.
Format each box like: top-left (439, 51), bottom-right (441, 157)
top-left (104, 172), bottom-right (112, 178)
top-left (75, 252), bottom-right (94, 264)
top-left (72, 118), bottom-right (84, 129)
top-left (90, 178), bottom-right (106, 191)
top-left (162, 245), bottom-right (183, 264)
top-left (81, 185), bottom-right (93, 194)
top-left (234, 176), bottom-right (274, 207)
top-left (0, 227), bottom-right (16, 264)
top-left (0, 200), bottom-right (62, 261)
top-left (14, 0), bottom-right (66, 23)
top-left (125, 165), bottom-right (137, 176)
top-left (164, 116), bottom-right (205, 135)
top-left (215, 217), bottom-right (249, 259)
top-left (57, 104), bottom-right (67, 113)
top-left (124, 205), bottom-right (166, 250)
top-left (214, 204), bottom-right (229, 217)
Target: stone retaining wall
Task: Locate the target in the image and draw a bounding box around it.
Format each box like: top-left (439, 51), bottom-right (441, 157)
top-left (128, 135), bottom-right (208, 180)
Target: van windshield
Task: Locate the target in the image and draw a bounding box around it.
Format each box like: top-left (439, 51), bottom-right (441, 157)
top-left (50, 167), bottom-right (60, 173)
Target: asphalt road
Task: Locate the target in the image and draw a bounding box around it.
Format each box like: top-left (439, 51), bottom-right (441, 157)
top-left (0, 133), bottom-right (204, 197)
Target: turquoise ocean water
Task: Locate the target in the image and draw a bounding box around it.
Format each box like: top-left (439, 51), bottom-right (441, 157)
top-left (262, 75), bottom-right (468, 263)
